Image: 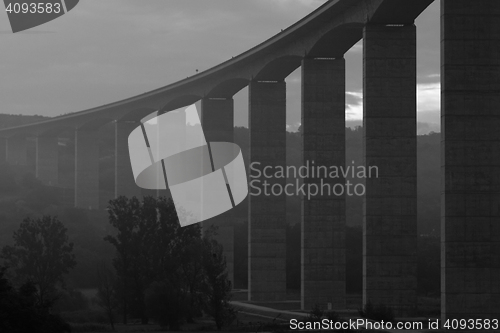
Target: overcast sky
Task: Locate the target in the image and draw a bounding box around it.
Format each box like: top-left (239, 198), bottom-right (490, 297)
top-left (0, 0), bottom-right (440, 133)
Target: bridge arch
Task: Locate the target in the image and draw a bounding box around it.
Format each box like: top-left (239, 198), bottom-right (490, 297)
top-left (37, 126), bottom-right (73, 138)
top-left (160, 94), bottom-right (201, 113)
top-left (76, 117), bottom-right (114, 131)
top-left (253, 55), bottom-right (303, 81)
top-left (206, 78), bottom-right (249, 99)
top-left (306, 23), bottom-right (364, 59)
top-left (118, 107), bottom-right (157, 122)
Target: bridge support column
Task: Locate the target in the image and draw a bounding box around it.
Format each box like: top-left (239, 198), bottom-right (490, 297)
top-left (363, 24), bottom-right (417, 317)
top-left (441, 0), bottom-right (500, 320)
top-left (115, 121), bottom-right (143, 200)
top-left (75, 130), bottom-right (99, 209)
top-left (6, 137), bottom-right (27, 166)
top-left (248, 80), bottom-right (287, 302)
top-left (301, 58), bottom-right (346, 311)
top-left (201, 97), bottom-right (235, 287)
top-left (36, 136), bottom-right (58, 186)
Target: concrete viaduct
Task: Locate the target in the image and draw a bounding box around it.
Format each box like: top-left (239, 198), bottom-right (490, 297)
top-left (1, 0), bottom-right (499, 321)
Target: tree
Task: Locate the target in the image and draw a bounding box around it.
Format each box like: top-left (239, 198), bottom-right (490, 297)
top-left (105, 195), bottom-right (235, 330)
top-left (105, 195), bottom-right (194, 324)
top-left (0, 266), bottom-right (71, 333)
top-left (96, 263), bottom-right (118, 331)
top-left (202, 233), bottom-right (236, 330)
top-left (1, 215), bottom-right (76, 307)
top-left (105, 195), bottom-right (169, 324)
top-left (178, 237), bottom-right (205, 322)
top-left (145, 280), bottom-right (187, 331)
top-left (104, 195), bottom-right (143, 324)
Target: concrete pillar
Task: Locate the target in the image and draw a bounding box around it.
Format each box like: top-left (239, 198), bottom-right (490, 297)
top-left (36, 136), bottom-right (58, 186)
top-left (115, 121), bottom-right (143, 199)
top-left (301, 58), bottom-right (346, 311)
top-left (248, 80), bottom-right (287, 302)
top-left (441, 0), bottom-right (500, 320)
top-left (363, 24), bottom-right (417, 317)
top-left (75, 129), bottom-right (99, 209)
top-left (201, 97), bottom-right (235, 287)
top-left (6, 137), bottom-right (27, 166)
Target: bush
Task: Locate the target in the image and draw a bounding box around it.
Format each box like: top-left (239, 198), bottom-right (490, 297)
top-left (325, 309), bottom-right (341, 322)
top-left (306, 304), bottom-right (341, 324)
top-left (202, 237), bottom-right (236, 330)
top-left (359, 301), bottom-right (395, 322)
top-left (42, 315), bottom-right (72, 333)
top-left (0, 267), bottom-right (72, 333)
top-left (307, 304), bottom-right (324, 321)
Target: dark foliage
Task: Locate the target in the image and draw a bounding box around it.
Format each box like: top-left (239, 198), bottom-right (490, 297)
top-left (202, 235), bottom-right (236, 330)
top-left (145, 280), bottom-right (187, 330)
top-left (105, 196), bottom-right (235, 329)
top-left (0, 266), bottom-right (71, 333)
top-left (52, 289), bottom-right (89, 313)
top-left (1, 215), bottom-right (76, 306)
top-left (95, 263), bottom-right (118, 330)
top-left (307, 304), bottom-right (325, 321)
top-left (359, 301), bottom-right (395, 322)
top-left (306, 304), bottom-right (341, 323)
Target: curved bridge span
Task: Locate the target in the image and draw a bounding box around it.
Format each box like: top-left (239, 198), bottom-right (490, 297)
top-left (0, 0), bottom-right (431, 135)
top-left (1, 0), bottom-right (499, 322)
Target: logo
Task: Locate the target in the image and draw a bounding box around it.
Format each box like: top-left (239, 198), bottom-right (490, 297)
top-left (4, 0), bottom-right (79, 33)
top-left (128, 104), bottom-right (249, 227)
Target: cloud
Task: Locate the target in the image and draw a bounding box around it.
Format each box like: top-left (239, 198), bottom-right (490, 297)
top-left (346, 91), bottom-right (362, 105)
top-left (418, 82), bottom-right (440, 113)
top-left (345, 91), bottom-right (363, 120)
top-left (342, 81), bottom-right (440, 122)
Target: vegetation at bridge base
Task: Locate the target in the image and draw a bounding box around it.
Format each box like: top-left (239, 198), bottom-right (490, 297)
top-left (0, 268), bottom-right (72, 333)
top-left (0, 215), bottom-right (75, 333)
top-left (1, 215), bottom-right (77, 307)
top-left (0, 196), bottom-right (237, 332)
top-left (359, 301), bottom-right (395, 323)
top-left (95, 263), bottom-right (118, 331)
top-left (104, 195), bottom-right (236, 331)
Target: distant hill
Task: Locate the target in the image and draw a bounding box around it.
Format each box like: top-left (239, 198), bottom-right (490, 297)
top-left (0, 114), bottom-right (49, 130)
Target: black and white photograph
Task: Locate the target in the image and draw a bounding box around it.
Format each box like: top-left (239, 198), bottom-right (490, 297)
top-left (0, 0), bottom-right (498, 332)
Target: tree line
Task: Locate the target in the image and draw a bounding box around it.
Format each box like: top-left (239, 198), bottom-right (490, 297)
top-left (0, 196), bottom-right (234, 332)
